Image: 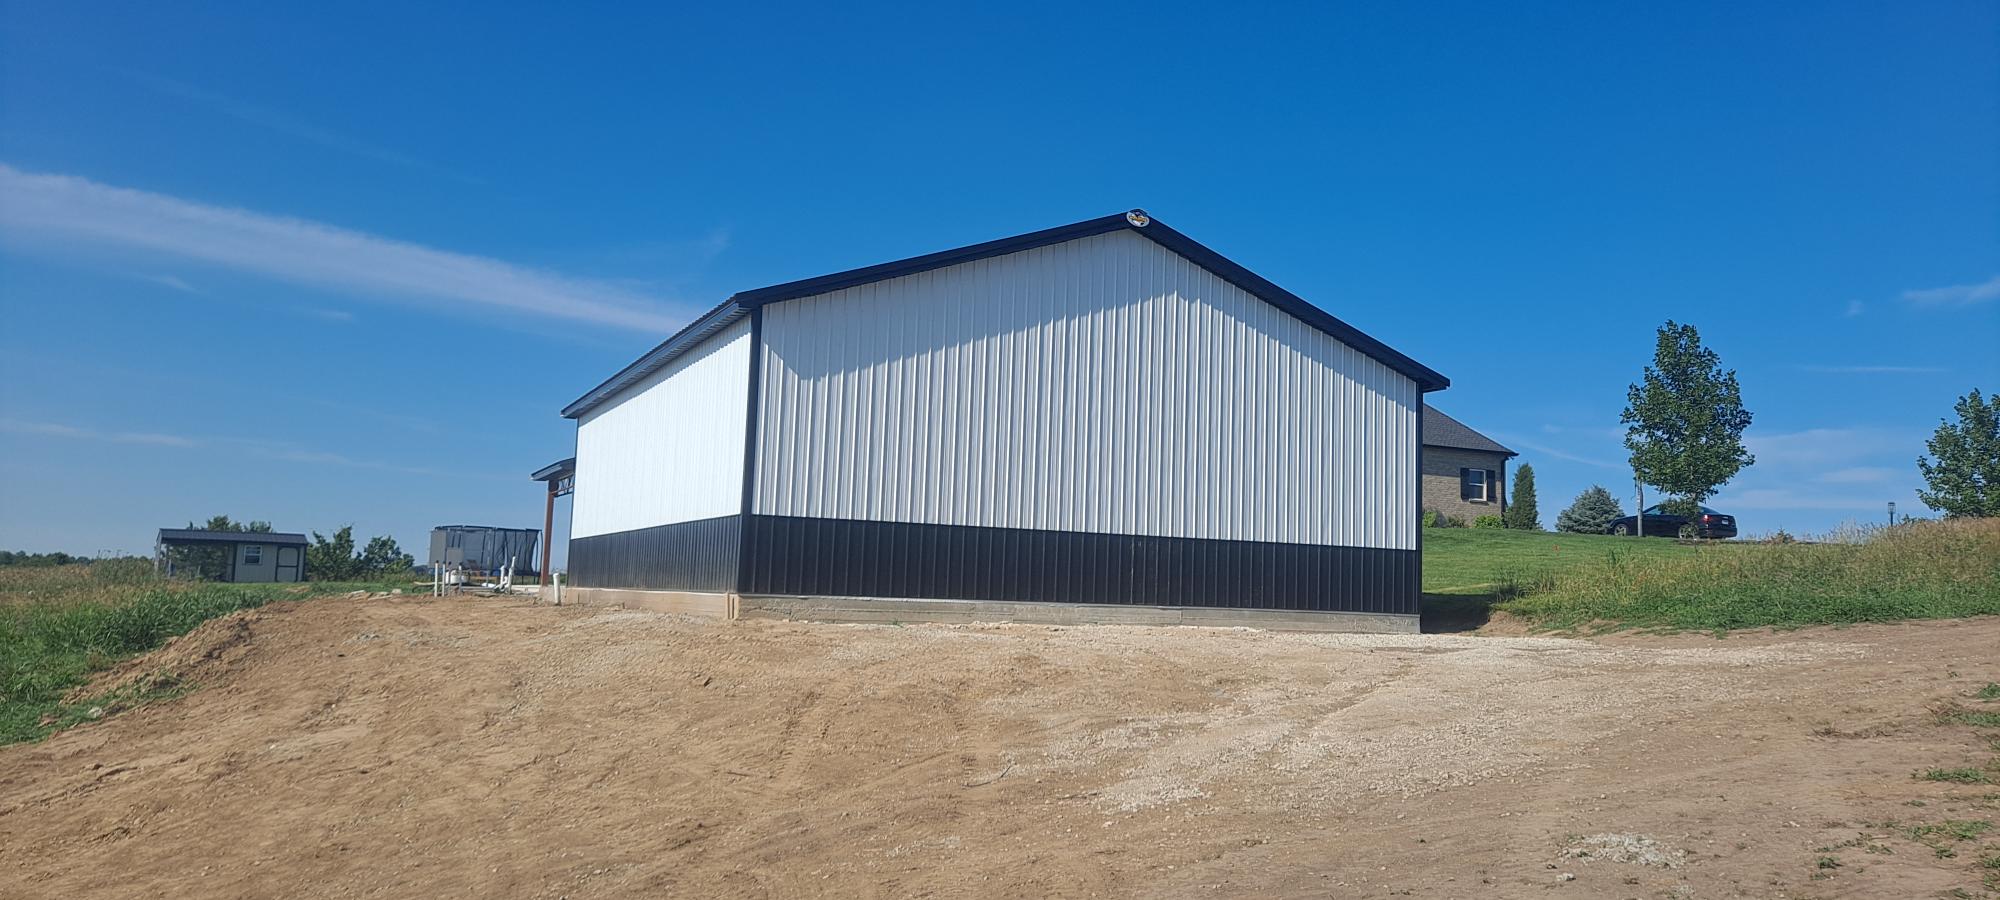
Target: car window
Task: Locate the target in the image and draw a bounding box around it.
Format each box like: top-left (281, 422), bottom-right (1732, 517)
top-left (1642, 505), bottom-right (1662, 515)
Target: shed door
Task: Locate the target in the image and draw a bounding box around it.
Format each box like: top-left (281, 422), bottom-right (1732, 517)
top-left (276, 546), bottom-right (301, 582)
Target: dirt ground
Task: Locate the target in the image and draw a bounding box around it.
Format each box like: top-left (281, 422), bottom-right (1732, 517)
top-left (2, 595), bottom-right (1997, 899)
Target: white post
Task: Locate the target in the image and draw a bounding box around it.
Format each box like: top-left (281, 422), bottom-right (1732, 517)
top-left (1635, 482), bottom-right (1645, 538)
top-left (552, 571), bottom-right (562, 606)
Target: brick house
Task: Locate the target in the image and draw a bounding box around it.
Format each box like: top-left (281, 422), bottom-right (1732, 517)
top-left (1422, 405), bottom-right (1516, 524)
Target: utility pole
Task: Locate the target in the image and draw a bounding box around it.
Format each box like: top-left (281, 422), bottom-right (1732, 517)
top-left (1635, 481), bottom-right (1646, 538)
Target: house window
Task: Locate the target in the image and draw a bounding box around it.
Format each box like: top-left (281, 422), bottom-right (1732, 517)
top-left (1461, 468), bottom-right (1489, 502)
top-left (243, 545), bottom-right (263, 565)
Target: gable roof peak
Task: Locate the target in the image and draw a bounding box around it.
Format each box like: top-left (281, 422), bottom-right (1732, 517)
top-left (562, 210), bottom-right (1449, 418)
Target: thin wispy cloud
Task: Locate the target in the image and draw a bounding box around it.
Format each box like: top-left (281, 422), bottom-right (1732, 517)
top-left (0, 418), bottom-right (197, 447)
top-left (144, 273), bottom-right (200, 293)
top-left (1818, 466), bottom-right (1899, 485)
top-left (1902, 274), bottom-right (2000, 308)
top-left (142, 272), bottom-right (352, 320)
top-left (1744, 427), bottom-right (1915, 468)
top-left (128, 72), bottom-right (477, 184)
top-left (0, 165), bottom-right (688, 332)
top-left (257, 446), bottom-right (483, 479)
top-left (1712, 426), bottom-right (1923, 521)
top-left (1709, 487), bottom-right (1901, 512)
top-left (1797, 364), bottom-right (1945, 375)
top-left (1, 417), bottom-right (506, 480)
top-left (1843, 299), bottom-right (1864, 317)
top-left (1493, 434), bottom-right (1626, 470)
top-left (1538, 423), bottom-right (1625, 440)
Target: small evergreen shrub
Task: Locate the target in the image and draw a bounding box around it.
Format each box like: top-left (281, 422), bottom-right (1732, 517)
top-left (1557, 486), bottom-right (1626, 534)
top-left (1473, 515), bottom-right (1504, 529)
top-left (1503, 463), bottom-right (1542, 530)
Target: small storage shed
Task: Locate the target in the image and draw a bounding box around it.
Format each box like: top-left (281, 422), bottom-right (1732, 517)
top-left (551, 210), bottom-right (1449, 631)
top-left (156, 529), bottom-right (307, 582)
top-left (429, 526), bottom-right (541, 575)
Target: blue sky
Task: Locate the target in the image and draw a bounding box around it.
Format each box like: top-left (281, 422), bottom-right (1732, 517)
top-left (2, 2), bottom-right (1995, 561)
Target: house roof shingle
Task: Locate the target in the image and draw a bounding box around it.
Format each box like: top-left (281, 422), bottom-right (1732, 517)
top-left (1422, 405), bottom-right (1515, 457)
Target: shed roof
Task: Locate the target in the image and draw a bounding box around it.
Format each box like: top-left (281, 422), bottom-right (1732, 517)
top-left (530, 457), bottom-right (576, 483)
top-left (1422, 405), bottom-right (1516, 456)
top-left (157, 528), bottom-right (309, 546)
top-left (562, 211), bottom-right (1450, 418)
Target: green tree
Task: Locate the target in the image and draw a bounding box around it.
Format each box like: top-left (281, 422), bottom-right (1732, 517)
top-left (359, 535), bottom-right (415, 577)
top-left (1621, 321), bottom-right (1755, 507)
top-left (1556, 486), bottom-right (1626, 534)
top-left (1917, 388), bottom-right (1999, 517)
top-left (307, 528), bottom-right (415, 580)
top-left (306, 526), bottom-right (361, 581)
top-left (1503, 463), bottom-right (1541, 530)
top-left (165, 514), bottom-right (273, 580)
top-left (0, 550), bottom-right (84, 567)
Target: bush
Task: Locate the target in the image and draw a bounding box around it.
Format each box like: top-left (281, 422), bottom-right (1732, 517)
top-left (1424, 510), bottom-right (1465, 528)
top-left (1473, 515), bottom-right (1504, 529)
top-left (1557, 486), bottom-right (1626, 534)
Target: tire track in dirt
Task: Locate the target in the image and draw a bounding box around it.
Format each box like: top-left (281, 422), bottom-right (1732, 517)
top-left (2, 596), bottom-right (1991, 900)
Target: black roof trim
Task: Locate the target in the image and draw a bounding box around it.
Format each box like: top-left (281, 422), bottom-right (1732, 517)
top-left (530, 457), bottom-right (576, 482)
top-left (156, 528), bottom-right (309, 546)
top-left (1420, 404), bottom-right (1517, 457)
top-left (728, 214), bottom-right (1135, 307)
top-left (1128, 218), bottom-right (1448, 393)
top-left (561, 211), bottom-right (1449, 419)
top-left (560, 302), bottom-right (749, 418)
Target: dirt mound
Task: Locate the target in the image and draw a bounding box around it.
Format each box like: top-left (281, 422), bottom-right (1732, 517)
top-left (65, 606), bottom-right (273, 702)
top-left (4, 596), bottom-right (1998, 898)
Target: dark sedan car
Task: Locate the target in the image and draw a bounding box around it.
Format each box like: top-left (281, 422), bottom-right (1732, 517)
top-left (1607, 504), bottom-right (1738, 538)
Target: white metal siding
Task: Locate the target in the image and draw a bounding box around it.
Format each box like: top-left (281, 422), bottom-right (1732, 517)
top-left (753, 230), bottom-right (1419, 550)
top-left (572, 318), bottom-right (751, 538)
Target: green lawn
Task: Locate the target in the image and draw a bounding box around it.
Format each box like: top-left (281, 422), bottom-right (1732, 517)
top-left (1421, 527), bottom-right (1709, 595)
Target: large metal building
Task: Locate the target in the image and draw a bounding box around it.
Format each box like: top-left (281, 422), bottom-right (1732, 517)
top-left (547, 211), bottom-right (1448, 631)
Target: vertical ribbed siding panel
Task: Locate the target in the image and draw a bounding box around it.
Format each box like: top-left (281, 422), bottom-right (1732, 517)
top-left (754, 230), bottom-right (1418, 551)
top-left (572, 318), bottom-right (752, 538)
top-left (737, 515), bottom-right (1419, 614)
top-left (567, 516), bottom-right (740, 591)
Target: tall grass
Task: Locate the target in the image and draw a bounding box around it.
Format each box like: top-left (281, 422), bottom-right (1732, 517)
top-left (0, 563), bottom-right (401, 745)
top-left (1499, 519), bottom-right (2000, 632)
